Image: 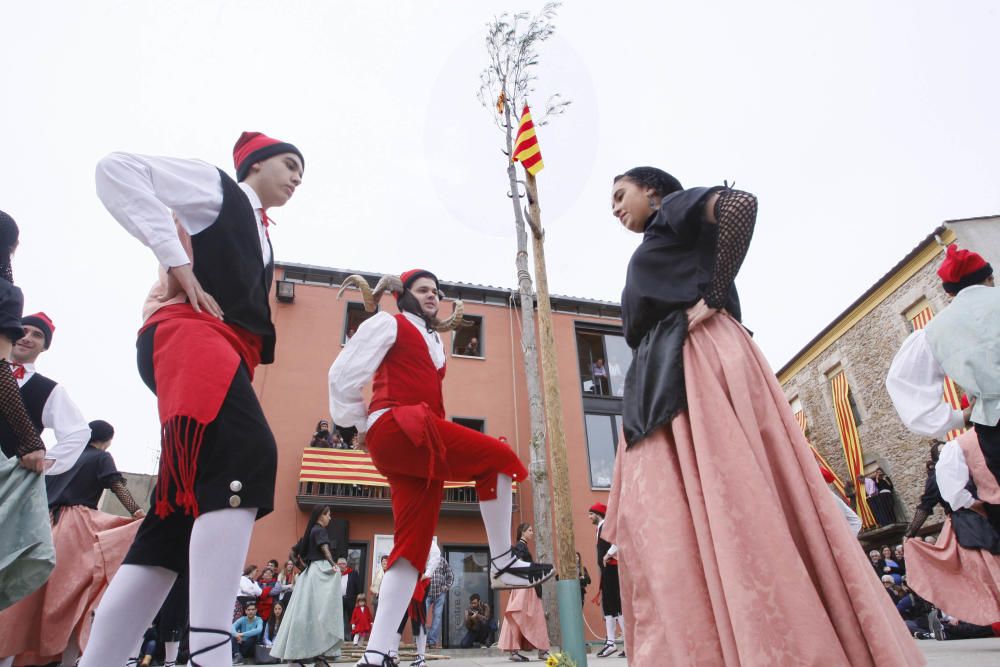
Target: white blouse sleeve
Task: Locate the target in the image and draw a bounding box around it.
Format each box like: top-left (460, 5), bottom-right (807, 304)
top-left (40, 384), bottom-right (92, 476)
top-left (423, 541), bottom-right (441, 579)
top-left (886, 330), bottom-right (965, 438)
top-left (95, 152), bottom-right (224, 268)
top-left (935, 441), bottom-right (975, 510)
top-left (329, 312), bottom-right (397, 432)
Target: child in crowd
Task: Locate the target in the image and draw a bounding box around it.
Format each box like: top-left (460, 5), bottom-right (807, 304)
top-left (352, 594), bottom-right (374, 645)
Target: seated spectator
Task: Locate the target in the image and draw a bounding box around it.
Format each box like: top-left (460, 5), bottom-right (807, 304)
top-left (257, 566), bottom-right (281, 622)
top-left (235, 564), bottom-right (262, 621)
top-left (136, 622), bottom-right (158, 667)
top-left (460, 593), bottom-right (495, 648)
top-left (880, 545), bottom-right (902, 583)
top-left (893, 544), bottom-right (906, 576)
top-left (867, 549), bottom-right (884, 575)
top-left (310, 419), bottom-right (336, 448)
top-left (231, 601), bottom-right (264, 665)
top-left (881, 575), bottom-right (901, 604)
top-left (277, 560), bottom-right (298, 607)
top-left (255, 600), bottom-right (285, 664)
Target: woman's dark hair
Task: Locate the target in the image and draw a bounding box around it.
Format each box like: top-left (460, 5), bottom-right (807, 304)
top-left (88, 419), bottom-right (115, 445)
top-left (516, 522), bottom-right (531, 541)
top-left (396, 289), bottom-right (435, 330)
top-left (267, 601), bottom-right (284, 638)
top-left (613, 167), bottom-right (683, 199)
top-left (0, 210), bottom-right (20, 283)
top-left (243, 564), bottom-right (257, 577)
top-left (294, 504), bottom-right (331, 556)
top-left (315, 420), bottom-right (329, 431)
top-left (928, 441), bottom-right (944, 471)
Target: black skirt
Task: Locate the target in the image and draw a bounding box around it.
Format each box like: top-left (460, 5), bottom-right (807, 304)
top-left (622, 310), bottom-right (688, 448)
top-left (123, 324), bottom-right (277, 572)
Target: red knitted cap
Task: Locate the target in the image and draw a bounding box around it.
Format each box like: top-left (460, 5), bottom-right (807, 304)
top-left (938, 244), bottom-right (992, 294)
top-left (22, 312), bottom-right (55, 348)
top-left (589, 502), bottom-right (607, 516)
top-left (232, 131), bottom-right (304, 182)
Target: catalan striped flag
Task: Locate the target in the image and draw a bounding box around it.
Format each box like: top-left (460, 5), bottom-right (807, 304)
top-left (512, 105), bottom-right (544, 175)
top-left (830, 372), bottom-right (878, 528)
top-left (909, 305), bottom-right (968, 441)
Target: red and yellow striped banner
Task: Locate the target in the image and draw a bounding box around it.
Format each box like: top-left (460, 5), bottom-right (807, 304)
top-left (512, 105), bottom-right (544, 176)
top-left (830, 372), bottom-right (878, 528)
top-left (299, 448), bottom-right (476, 489)
top-left (793, 410), bottom-right (847, 500)
top-left (909, 305), bottom-right (967, 441)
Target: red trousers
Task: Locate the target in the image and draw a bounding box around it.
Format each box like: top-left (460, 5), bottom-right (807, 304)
top-left (367, 406), bottom-right (528, 571)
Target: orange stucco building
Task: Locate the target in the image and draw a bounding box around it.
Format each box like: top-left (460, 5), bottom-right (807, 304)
top-left (247, 262), bottom-right (628, 646)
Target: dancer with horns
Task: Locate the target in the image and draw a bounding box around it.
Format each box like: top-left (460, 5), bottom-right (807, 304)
top-left (329, 269), bottom-right (553, 667)
top-left (603, 167), bottom-right (924, 666)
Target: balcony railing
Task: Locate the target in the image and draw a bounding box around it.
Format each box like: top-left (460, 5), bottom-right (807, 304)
top-left (296, 447), bottom-right (517, 515)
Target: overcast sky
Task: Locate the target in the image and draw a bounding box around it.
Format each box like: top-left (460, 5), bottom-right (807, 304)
top-left (3, 0), bottom-right (998, 474)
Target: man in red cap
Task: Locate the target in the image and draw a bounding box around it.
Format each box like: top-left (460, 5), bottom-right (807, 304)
top-left (329, 269), bottom-right (552, 667)
top-left (588, 502), bottom-right (625, 658)
top-left (886, 243), bottom-right (1000, 625)
top-left (1, 311), bottom-right (90, 476)
top-left (82, 132), bottom-right (304, 667)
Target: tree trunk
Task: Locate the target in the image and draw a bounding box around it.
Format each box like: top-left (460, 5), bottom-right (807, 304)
top-left (503, 102), bottom-right (559, 643)
top-left (523, 172), bottom-right (577, 581)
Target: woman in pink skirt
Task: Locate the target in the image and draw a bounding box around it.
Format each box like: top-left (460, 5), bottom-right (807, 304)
top-left (498, 524), bottom-right (550, 662)
top-left (604, 167), bottom-right (924, 666)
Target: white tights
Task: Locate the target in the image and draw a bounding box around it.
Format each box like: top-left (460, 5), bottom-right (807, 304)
top-left (359, 558), bottom-right (418, 665)
top-left (79, 507), bottom-right (256, 667)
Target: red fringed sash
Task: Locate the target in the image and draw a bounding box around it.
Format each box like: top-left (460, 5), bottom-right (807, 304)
top-left (140, 304), bottom-right (263, 518)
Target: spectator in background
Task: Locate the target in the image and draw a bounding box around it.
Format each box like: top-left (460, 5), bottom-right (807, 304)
top-left (256, 600), bottom-right (285, 664)
top-left (894, 544), bottom-right (906, 576)
top-left (576, 552), bottom-right (591, 608)
top-left (460, 594), bottom-right (492, 648)
top-left (425, 550), bottom-right (454, 648)
top-left (881, 576), bottom-right (901, 605)
top-left (591, 358), bottom-right (609, 395)
top-left (311, 420), bottom-right (336, 448)
top-left (371, 555), bottom-right (388, 617)
top-left (463, 337), bottom-right (480, 356)
top-left (231, 601), bottom-right (263, 665)
top-left (351, 594), bottom-right (374, 645)
top-left (881, 545), bottom-right (902, 583)
top-left (236, 565), bottom-right (262, 621)
top-left (257, 566), bottom-right (280, 622)
top-left (339, 557), bottom-right (362, 638)
top-left (868, 550), bottom-right (884, 576)
top-left (277, 560), bottom-right (298, 607)
top-left (870, 468), bottom-right (897, 525)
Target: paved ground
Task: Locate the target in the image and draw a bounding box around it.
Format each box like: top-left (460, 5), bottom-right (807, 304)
top-left (257, 638), bottom-right (1000, 665)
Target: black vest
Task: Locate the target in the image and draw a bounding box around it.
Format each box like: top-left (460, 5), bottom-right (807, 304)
top-left (596, 522), bottom-right (613, 566)
top-left (0, 372), bottom-right (56, 459)
top-left (190, 170), bottom-right (276, 364)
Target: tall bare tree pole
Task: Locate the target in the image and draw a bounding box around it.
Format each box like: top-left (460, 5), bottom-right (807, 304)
top-left (478, 5), bottom-right (586, 664)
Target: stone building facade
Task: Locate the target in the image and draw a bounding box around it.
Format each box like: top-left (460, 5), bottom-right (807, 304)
top-left (778, 216), bottom-right (1000, 545)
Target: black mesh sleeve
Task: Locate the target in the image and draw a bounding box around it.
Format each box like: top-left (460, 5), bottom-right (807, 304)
top-left (0, 359), bottom-right (45, 457)
top-left (702, 189), bottom-right (758, 310)
top-left (110, 478), bottom-right (142, 515)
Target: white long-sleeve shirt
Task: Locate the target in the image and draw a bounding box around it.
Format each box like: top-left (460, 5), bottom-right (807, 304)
top-left (328, 311), bottom-right (445, 432)
top-left (95, 152), bottom-right (271, 268)
top-left (886, 329), bottom-right (966, 439)
top-left (17, 363), bottom-right (90, 476)
top-left (936, 440), bottom-right (976, 510)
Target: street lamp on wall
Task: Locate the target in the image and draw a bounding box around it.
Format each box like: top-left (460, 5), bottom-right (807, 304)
top-left (276, 279), bottom-right (295, 303)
